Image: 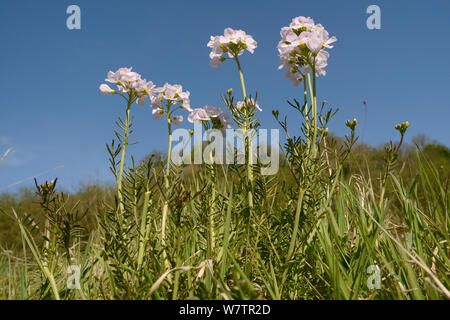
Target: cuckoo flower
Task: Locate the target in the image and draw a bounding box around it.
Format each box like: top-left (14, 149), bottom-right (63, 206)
top-left (99, 84), bottom-right (116, 95)
top-left (152, 108), bottom-right (165, 120)
top-left (151, 83), bottom-right (192, 112)
top-left (207, 28), bottom-right (258, 213)
top-left (188, 105), bottom-right (232, 130)
top-left (99, 67), bottom-right (155, 222)
top-left (171, 115), bottom-right (183, 126)
top-left (188, 108), bottom-right (211, 123)
top-left (207, 28), bottom-right (257, 67)
top-left (100, 67), bottom-right (155, 104)
top-left (152, 83), bottom-right (194, 250)
top-left (278, 17), bottom-right (336, 160)
top-left (148, 82), bottom-right (193, 125)
top-left (277, 16), bottom-right (337, 86)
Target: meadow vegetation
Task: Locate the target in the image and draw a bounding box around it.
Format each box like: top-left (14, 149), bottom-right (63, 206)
top-left (0, 16), bottom-right (448, 300)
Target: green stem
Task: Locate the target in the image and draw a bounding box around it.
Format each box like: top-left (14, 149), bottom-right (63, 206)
top-left (234, 55), bottom-right (253, 211)
top-left (303, 76), bottom-right (309, 123)
top-left (312, 63), bottom-right (318, 156)
top-left (165, 122), bottom-right (173, 178)
top-left (117, 99), bottom-right (133, 218)
top-left (303, 76), bottom-right (310, 151)
top-left (234, 56), bottom-right (247, 100)
top-left (161, 104), bottom-right (173, 266)
top-left (307, 73), bottom-right (317, 157)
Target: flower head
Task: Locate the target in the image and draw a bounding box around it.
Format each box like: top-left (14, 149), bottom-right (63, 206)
top-left (152, 108), bottom-right (165, 120)
top-left (345, 118), bottom-right (358, 131)
top-left (151, 83), bottom-right (192, 112)
top-left (278, 16), bottom-right (337, 85)
top-left (171, 115), bottom-right (183, 126)
top-left (100, 67), bottom-right (155, 104)
top-left (207, 28), bottom-right (257, 67)
top-left (215, 113), bottom-right (233, 130)
top-left (395, 121), bottom-right (410, 135)
top-left (188, 108), bottom-right (211, 123)
top-left (188, 105), bottom-right (232, 130)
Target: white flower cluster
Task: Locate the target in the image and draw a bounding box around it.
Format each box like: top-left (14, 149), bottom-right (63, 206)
top-left (278, 16), bottom-right (337, 86)
top-left (100, 69), bottom-right (192, 126)
top-left (99, 67), bottom-right (155, 106)
top-left (150, 83), bottom-right (192, 124)
top-left (207, 28), bottom-right (257, 67)
top-left (188, 105), bottom-right (233, 130)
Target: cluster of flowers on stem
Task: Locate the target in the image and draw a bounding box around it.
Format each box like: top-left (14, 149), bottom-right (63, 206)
top-left (100, 68), bottom-right (194, 126)
top-left (207, 28), bottom-right (257, 67)
top-left (100, 67), bottom-right (155, 106)
top-left (99, 17), bottom-right (408, 146)
top-left (150, 83), bottom-right (192, 125)
top-left (188, 105), bottom-right (232, 130)
top-left (278, 16), bottom-right (337, 86)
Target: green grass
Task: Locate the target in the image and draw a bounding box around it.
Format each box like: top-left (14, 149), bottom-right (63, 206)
top-left (0, 137), bottom-right (448, 300)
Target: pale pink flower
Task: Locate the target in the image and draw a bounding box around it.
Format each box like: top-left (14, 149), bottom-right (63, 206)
top-left (99, 84), bottom-right (116, 95)
top-left (188, 108), bottom-right (211, 123)
top-left (171, 115), bottom-right (183, 126)
top-left (188, 105), bottom-right (233, 129)
top-left (136, 97), bottom-right (147, 106)
top-left (217, 113), bottom-right (233, 129)
top-left (207, 28), bottom-right (257, 67)
top-left (150, 83), bottom-right (192, 111)
top-left (152, 108), bottom-right (165, 120)
top-left (101, 67), bottom-right (155, 99)
top-left (290, 16), bottom-right (315, 31)
top-left (284, 72), bottom-right (302, 87)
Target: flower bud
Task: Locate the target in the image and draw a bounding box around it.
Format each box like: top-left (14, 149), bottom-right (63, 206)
top-left (319, 127), bottom-right (329, 136)
top-left (345, 118), bottom-right (358, 131)
top-left (272, 110), bottom-right (279, 119)
top-left (395, 121), bottom-right (410, 135)
top-left (99, 84), bottom-right (116, 95)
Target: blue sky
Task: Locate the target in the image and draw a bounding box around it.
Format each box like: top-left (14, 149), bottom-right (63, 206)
top-left (1, 0), bottom-right (449, 192)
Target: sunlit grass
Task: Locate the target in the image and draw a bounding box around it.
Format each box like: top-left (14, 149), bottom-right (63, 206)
top-left (0, 15), bottom-right (448, 300)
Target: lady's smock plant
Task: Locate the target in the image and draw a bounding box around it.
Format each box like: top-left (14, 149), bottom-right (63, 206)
top-left (144, 82), bottom-right (193, 262)
top-left (208, 28), bottom-right (259, 213)
top-left (99, 67), bottom-right (155, 221)
top-left (10, 13), bottom-right (446, 302)
top-left (278, 16), bottom-right (336, 85)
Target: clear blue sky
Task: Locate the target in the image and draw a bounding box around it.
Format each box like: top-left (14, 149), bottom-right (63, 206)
top-left (1, 0), bottom-right (449, 192)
